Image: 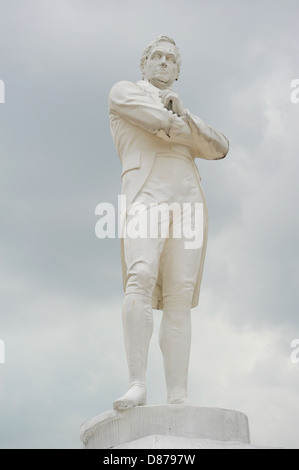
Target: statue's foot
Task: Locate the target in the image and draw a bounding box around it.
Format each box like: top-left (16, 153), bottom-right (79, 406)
top-left (168, 397), bottom-right (197, 405)
top-left (113, 384), bottom-right (147, 411)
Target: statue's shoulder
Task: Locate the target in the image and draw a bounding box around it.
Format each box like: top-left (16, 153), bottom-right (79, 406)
top-left (108, 81), bottom-right (147, 110)
top-left (109, 80), bottom-right (141, 96)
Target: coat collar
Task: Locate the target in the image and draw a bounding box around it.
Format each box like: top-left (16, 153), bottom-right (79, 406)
top-left (136, 80), bottom-right (161, 97)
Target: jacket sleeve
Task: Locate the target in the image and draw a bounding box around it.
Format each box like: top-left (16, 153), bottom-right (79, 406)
top-left (108, 81), bottom-right (192, 143)
top-left (183, 111), bottom-right (229, 160)
top-left (108, 81), bottom-right (173, 134)
top-left (109, 81), bottom-right (229, 159)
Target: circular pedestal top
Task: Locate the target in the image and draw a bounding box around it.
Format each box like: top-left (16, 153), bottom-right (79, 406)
top-left (80, 404), bottom-right (250, 449)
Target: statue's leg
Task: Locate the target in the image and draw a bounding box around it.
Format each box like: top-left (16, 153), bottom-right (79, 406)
top-left (113, 235), bottom-right (165, 410)
top-left (159, 300), bottom-right (192, 404)
top-left (113, 292), bottom-right (153, 410)
top-left (159, 235), bottom-right (203, 405)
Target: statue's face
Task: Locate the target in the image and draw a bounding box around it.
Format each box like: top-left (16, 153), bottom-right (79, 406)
top-left (143, 42), bottom-right (179, 90)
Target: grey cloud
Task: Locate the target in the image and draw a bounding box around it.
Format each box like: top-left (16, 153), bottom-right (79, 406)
top-left (0, 0), bottom-right (298, 449)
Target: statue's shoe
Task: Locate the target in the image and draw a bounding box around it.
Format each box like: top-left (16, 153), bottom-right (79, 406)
top-left (113, 384), bottom-right (147, 411)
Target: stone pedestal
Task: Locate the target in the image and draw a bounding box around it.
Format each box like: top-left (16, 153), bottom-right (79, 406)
top-left (80, 405), bottom-right (251, 449)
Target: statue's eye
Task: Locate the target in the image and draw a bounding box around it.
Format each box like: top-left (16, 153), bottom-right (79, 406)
top-left (152, 51), bottom-right (162, 60)
top-left (167, 55), bottom-right (176, 64)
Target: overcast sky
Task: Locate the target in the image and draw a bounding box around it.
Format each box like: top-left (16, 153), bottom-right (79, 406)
top-left (0, 0), bottom-right (298, 449)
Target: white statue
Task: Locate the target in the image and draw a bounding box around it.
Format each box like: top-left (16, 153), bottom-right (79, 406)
top-left (108, 36), bottom-right (229, 410)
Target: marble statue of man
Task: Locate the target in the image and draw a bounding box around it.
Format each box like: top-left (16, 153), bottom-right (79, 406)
top-left (108, 36), bottom-right (229, 410)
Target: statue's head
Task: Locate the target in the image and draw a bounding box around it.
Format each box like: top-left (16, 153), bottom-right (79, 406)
top-left (140, 36), bottom-right (182, 89)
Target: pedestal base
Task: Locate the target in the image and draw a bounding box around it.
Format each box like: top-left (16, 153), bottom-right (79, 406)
top-left (80, 405), bottom-right (251, 449)
top-left (114, 435), bottom-right (275, 449)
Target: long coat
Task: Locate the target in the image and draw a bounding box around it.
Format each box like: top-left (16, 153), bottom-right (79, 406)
top-left (108, 80), bottom-right (229, 310)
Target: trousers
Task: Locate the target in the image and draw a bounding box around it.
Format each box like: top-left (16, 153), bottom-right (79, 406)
top-left (119, 154), bottom-right (207, 403)
top-left (124, 153), bottom-right (205, 305)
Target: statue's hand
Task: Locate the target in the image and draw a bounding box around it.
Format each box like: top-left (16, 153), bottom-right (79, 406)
top-left (159, 90), bottom-right (186, 117)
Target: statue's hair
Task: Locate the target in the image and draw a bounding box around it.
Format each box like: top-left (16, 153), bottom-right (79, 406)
top-left (140, 36), bottom-right (182, 80)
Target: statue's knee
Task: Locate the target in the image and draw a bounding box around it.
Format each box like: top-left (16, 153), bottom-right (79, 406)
top-left (126, 265), bottom-right (156, 295)
top-left (164, 285), bottom-right (194, 307)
